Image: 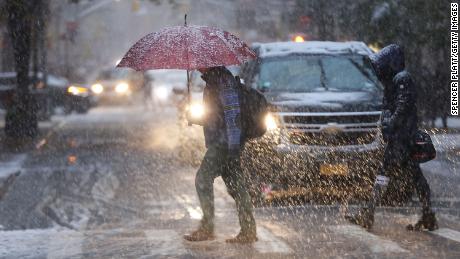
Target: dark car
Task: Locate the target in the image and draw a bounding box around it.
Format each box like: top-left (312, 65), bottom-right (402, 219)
top-left (0, 72), bottom-right (95, 118)
top-left (90, 68), bottom-right (144, 105)
top-left (44, 75), bottom-right (97, 114)
top-left (56, 83), bottom-right (96, 114)
top-left (239, 41), bottom-right (384, 204)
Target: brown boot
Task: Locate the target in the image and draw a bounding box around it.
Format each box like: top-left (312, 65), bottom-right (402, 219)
top-left (225, 231), bottom-right (258, 244)
top-left (407, 211), bottom-right (438, 231)
top-left (183, 228), bottom-right (215, 242)
top-left (345, 208), bottom-right (375, 229)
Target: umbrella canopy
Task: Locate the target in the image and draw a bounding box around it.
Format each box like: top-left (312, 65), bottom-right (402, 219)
top-left (117, 25), bottom-right (256, 71)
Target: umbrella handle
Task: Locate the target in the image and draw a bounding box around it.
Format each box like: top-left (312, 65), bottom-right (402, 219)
top-left (184, 14), bottom-right (192, 126)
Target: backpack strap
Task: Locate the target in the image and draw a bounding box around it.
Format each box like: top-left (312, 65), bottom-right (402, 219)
top-left (234, 76), bottom-right (249, 92)
top-left (235, 76), bottom-right (242, 86)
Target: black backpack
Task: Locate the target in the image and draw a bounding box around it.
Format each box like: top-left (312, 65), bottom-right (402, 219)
top-left (411, 130), bottom-right (436, 163)
top-left (235, 76), bottom-right (269, 139)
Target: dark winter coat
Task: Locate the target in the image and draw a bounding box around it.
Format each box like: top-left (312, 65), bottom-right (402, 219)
top-left (370, 44), bottom-right (418, 145)
top-left (201, 66), bottom-right (243, 154)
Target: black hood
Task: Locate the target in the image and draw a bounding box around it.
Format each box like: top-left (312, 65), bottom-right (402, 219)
top-left (369, 44), bottom-right (405, 82)
top-left (200, 66), bottom-right (232, 86)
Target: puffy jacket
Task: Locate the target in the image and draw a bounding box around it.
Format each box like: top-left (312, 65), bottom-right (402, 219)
top-left (370, 44), bottom-right (418, 142)
top-left (201, 66), bottom-right (243, 153)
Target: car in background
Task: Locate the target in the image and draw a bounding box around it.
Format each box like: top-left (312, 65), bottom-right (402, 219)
top-left (44, 75), bottom-right (96, 114)
top-left (0, 72), bottom-right (95, 119)
top-left (61, 83), bottom-right (96, 114)
top-left (239, 41), bottom-right (387, 205)
top-left (144, 69), bottom-right (187, 108)
top-left (90, 68), bottom-right (144, 105)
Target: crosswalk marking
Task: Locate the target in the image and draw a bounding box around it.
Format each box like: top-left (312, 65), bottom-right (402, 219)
top-left (254, 226), bottom-right (293, 254)
top-left (432, 228), bottom-right (460, 243)
top-left (330, 225), bottom-right (408, 254)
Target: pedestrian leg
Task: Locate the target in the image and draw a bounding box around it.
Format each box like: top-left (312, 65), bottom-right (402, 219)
top-left (184, 147), bottom-right (222, 241)
top-left (368, 172), bottom-right (390, 214)
top-left (345, 144), bottom-right (394, 228)
top-left (195, 147), bottom-right (223, 232)
top-left (407, 162), bottom-right (438, 231)
top-left (413, 163), bottom-right (431, 212)
top-left (221, 157), bottom-right (257, 243)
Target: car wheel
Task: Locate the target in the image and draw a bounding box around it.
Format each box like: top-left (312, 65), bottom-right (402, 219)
top-left (63, 104), bottom-right (73, 115)
top-left (76, 106), bottom-right (89, 114)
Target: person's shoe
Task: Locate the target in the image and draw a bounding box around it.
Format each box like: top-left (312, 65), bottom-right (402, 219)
top-left (225, 231), bottom-right (258, 244)
top-left (183, 229), bottom-right (215, 241)
top-left (345, 208), bottom-right (374, 229)
top-left (407, 211), bottom-right (438, 231)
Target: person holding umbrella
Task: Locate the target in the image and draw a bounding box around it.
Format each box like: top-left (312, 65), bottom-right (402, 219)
top-left (183, 66), bottom-right (257, 243)
top-left (117, 20), bottom-right (258, 243)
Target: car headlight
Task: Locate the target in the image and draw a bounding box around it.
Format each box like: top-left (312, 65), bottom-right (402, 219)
top-left (189, 103), bottom-right (205, 119)
top-left (265, 113), bottom-right (278, 131)
top-left (154, 86), bottom-right (169, 100)
top-left (115, 82), bottom-right (129, 94)
top-left (68, 86), bottom-right (89, 96)
top-left (91, 83), bottom-right (104, 94)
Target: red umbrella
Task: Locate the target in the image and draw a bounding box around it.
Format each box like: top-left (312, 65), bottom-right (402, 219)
top-left (117, 20), bottom-right (255, 112)
top-left (117, 25), bottom-right (256, 71)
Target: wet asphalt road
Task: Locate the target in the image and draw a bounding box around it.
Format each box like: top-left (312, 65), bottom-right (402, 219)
top-left (0, 106), bottom-right (460, 258)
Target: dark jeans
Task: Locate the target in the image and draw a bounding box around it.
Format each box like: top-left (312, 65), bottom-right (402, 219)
top-left (379, 139), bottom-right (431, 211)
top-left (195, 146), bottom-right (256, 234)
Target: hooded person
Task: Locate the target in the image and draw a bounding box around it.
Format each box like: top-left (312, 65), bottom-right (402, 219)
top-left (346, 44), bottom-right (437, 231)
top-left (183, 66), bottom-right (257, 244)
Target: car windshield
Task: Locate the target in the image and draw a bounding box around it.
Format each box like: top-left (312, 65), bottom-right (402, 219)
top-left (146, 70), bottom-right (187, 87)
top-left (258, 55), bottom-right (380, 92)
top-left (97, 69), bottom-right (129, 81)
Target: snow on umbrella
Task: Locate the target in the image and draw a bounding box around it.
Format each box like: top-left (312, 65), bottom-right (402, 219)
top-left (117, 21), bottom-right (255, 112)
top-left (117, 25), bottom-right (256, 71)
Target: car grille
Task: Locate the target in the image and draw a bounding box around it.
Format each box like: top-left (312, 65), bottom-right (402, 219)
top-left (288, 131), bottom-right (377, 146)
top-left (283, 114), bottom-right (380, 124)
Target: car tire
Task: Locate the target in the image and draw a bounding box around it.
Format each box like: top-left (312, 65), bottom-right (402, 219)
top-left (76, 106), bottom-right (89, 114)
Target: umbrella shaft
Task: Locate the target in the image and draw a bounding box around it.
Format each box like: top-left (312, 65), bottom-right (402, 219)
top-left (187, 70), bottom-right (192, 126)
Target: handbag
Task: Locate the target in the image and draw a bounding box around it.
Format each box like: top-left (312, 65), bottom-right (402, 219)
top-left (411, 130), bottom-right (436, 163)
